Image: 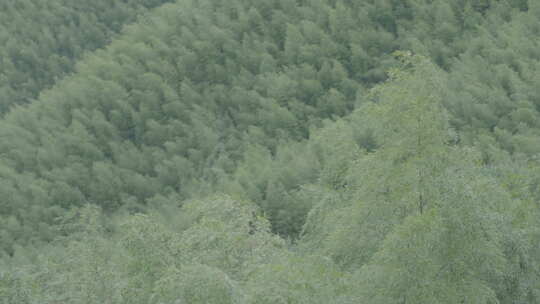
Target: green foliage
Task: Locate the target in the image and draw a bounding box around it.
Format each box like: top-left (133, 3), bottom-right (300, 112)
top-left (302, 54), bottom-right (452, 267)
top-left (244, 253), bottom-right (349, 304)
top-left (1, 0), bottom-right (409, 250)
top-left (300, 55), bottom-right (537, 303)
top-left (0, 0), bottom-right (174, 114)
top-left (0, 196), bottom-right (288, 303)
top-left (2, 0), bottom-right (540, 303)
top-left (0, 270), bottom-right (30, 304)
top-left (153, 264), bottom-right (243, 304)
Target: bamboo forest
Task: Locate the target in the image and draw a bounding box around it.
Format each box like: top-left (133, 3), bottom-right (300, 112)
top-left (1, 0), bottom-right (540, 303)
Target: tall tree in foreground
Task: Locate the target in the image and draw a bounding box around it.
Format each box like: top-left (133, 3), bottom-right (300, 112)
top-left (302, 53), bottom-right (520, 303)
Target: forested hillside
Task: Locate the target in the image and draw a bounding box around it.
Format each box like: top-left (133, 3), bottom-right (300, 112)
top-left (0, 0), bottom-right (174, 114)
top-left (1, 0), bottom-right (540, 303)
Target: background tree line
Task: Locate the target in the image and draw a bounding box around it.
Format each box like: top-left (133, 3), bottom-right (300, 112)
top-left (0, 0), bottom-right (175, 114)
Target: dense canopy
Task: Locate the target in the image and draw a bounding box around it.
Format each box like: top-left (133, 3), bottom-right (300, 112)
top-left (1, 0), bottom-right (540, 303)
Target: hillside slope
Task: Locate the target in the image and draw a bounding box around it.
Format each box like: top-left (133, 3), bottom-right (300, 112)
top-left (3, 53), bottom-right (540, 304)
top-left (0, 0), bottom-right (174, 114)
top-left (2, 0), bottom-right (540, 253)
